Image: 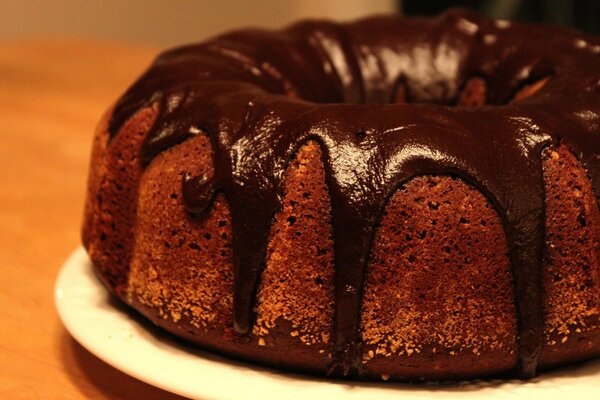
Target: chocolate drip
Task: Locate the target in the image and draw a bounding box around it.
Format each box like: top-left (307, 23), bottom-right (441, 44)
top-left (108, 10), bottom-right (600, 377)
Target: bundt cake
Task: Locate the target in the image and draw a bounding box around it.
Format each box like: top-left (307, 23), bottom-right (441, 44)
top-left (82, 9), bottom-right (600, 381)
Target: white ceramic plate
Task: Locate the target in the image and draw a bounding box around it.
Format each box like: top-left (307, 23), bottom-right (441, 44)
top-left (55, 247), bottom-right (600, 400)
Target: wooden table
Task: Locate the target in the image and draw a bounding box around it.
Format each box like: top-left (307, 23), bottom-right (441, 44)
top-left (0, 39), bottom-right (188, 399)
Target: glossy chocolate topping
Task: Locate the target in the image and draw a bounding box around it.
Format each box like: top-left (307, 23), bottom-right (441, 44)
top-left (108, 9), bottom-right (600, 377)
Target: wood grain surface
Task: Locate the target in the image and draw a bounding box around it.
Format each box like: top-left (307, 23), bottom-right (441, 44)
top-left (0, 39), bottom-right (189, 399)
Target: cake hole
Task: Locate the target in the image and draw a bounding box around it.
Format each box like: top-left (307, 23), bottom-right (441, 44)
top-left (427, 201), bottom-right (440, 210)
top-left (355, 130), bottom-right (367, 141)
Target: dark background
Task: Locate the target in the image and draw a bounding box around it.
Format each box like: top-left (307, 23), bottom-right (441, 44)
top-left (401, 0), bottom-right (600, 33)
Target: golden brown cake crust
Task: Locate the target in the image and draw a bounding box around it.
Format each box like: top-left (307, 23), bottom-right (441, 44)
top-left (539, 146), bottom-right (600, 368)
top-left (360, 175), bottom-right (517, 380)
top-left (83, 104), bottom-right (158, 296)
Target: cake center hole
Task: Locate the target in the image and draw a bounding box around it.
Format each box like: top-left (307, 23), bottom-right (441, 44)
top-left (389, 76), bottom-right (550, 107)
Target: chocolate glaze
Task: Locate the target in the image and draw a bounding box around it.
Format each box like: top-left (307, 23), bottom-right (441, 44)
top-left (108, 10), bottom-right (600, 378)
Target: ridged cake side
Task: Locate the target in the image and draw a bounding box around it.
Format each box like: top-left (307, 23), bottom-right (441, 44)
top-left (82, 105), bottom-right (600, 380)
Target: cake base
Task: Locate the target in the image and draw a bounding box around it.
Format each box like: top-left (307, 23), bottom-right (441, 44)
top-left (56, 247), bottom-right (600, 399)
